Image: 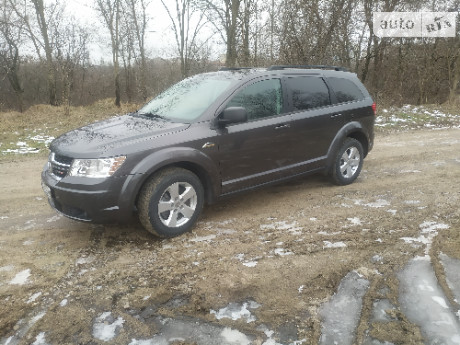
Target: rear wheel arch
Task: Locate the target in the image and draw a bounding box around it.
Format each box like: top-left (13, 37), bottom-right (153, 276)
top-left (347, 131), bottom-right (369, 157)
top-left (325, 123), bottom-right (369, 173)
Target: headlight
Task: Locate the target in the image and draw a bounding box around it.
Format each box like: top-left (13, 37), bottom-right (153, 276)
top-left (69, 156), bottom-right (126, 178)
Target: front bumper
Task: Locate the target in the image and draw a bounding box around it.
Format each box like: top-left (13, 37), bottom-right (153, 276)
top-left (41, 164), bottom-right (138, 223)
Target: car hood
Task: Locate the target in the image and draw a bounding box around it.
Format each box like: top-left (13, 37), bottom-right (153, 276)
top-left (50, 114), bottom-right (190, 158)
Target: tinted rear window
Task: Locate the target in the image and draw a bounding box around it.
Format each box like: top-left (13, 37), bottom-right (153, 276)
top-left (286, 77), bottom-right (331, 111)
top-left (327, 77), bottom-right (364, 103)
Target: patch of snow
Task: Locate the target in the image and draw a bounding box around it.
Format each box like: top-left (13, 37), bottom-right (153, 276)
top-left (0, 216), bottom-right (9, 220)
top-left (354, 199), bottom-right (390, 208)
top-left (309, 217), bottom-right (318, 221)
top-left (76, 256), bottom-right (95, 265)
top-left (348, 217), bottom-right (362, 226)
top-left (23, 240), bottom-right (34, 245)
top-left (189, 234), bottom-right (216, 242)
top-left (10, 269), bottom-right (31, 285)
top-left (398, 256), bottom-right (460, 344)
top-left (261, 221), bottom-right (303, 235)
top-left (400, 169), bottom-right (422, 173)
top-left (31, 312), bottom-right (46, 324)
top-left (319, 271), bottom-right (370, 345)
top-left (405, 200), bottom-right (420, 205)
top-left (274, 248), bottom-right (293, 256)
top-left (59, 299), bottom-right (68, 307)
top-left (31, 332), bottom-right (48, 345)
top-left (318, 231), bottom-right (342, 236)
top-left (27, 292), bottom-right (42, 304)
top-left (211, 301), bottom-right (260, 323)
top-left (92, 312), bottom-right (125, 341)
top-left (221, 328), bottom-right (252, 345)
top-left (243, 261), bottom-right (258, 268)
top-left (401, 221), bottom-right (449, 254)
top-left (46, 215), bottom-right (61, 223)
top-left (323, 241), bottom-right (346, 249)
top-left (0, 265), bottom-right (14, 272)
top-left (387, 209), bottom-right (397, 215)
top-left (298, 285), bottom-right (305, 293)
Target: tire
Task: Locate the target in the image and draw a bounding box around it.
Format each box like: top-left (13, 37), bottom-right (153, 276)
top-left (330, 138), bottom-right (364, 186)
top-left (137, 167), bottom-right (204, 238)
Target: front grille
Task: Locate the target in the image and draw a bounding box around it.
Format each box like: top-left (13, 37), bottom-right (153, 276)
top-left (49, 152), bottom-right (72, 179)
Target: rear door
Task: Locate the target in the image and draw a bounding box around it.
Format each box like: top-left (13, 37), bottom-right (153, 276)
top-left (284, 75), bottom-right (344, 173)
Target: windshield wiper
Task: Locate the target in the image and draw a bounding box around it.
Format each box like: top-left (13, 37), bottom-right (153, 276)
top-left (136, 112), bottom-right (166, 120)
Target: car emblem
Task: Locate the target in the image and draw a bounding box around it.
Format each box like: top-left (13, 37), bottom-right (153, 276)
top-left (202, 142), bottom-right (215, 149)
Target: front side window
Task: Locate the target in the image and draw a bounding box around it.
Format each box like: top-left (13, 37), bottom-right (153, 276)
top-left (327, 77), bottom-right (364, 104)
top-left (226, 79), bottom-right (283, 120)
top-left (286, 76), bottom-right (331, 111)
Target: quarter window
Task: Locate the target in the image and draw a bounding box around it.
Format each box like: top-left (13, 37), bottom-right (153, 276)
top-left (327, 77), bottom-right (364, 103)
top-left (226, 79), bottom-right (283, 120)
top-left (286, 77), bottom-right (331, 111)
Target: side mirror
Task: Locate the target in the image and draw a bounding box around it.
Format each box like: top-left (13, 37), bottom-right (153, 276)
top-left (218, 107), bottom-right (248, 126)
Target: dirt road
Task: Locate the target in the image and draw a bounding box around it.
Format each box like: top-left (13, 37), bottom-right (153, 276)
top-left (1, 128), bottom-right (460, 345)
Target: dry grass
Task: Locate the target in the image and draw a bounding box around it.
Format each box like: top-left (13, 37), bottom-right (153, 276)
top-left (0, 99), bottom-right (139, 161)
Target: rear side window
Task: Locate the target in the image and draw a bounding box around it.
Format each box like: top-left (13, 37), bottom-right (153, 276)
top-left (285, 77), bottom-right (331, 111)
top-left (226, 79), bottom-right (283, 120)
top-left (327, 77), bottom-right (364, 104)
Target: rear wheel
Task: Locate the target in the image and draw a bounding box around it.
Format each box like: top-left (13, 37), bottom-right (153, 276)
top-left (138, 167), bottom-right (204, 238)
top-left (331, 138), bottom-right (364, 186)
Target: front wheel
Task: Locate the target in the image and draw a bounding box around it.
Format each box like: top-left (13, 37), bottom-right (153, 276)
top-left (330, 138), bottom-right (364, 186)
top-left (137, 167), bottom-right (204, 238)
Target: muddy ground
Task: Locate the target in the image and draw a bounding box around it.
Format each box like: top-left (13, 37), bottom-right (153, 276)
top-left (1, 128), bottom-right (460, 345)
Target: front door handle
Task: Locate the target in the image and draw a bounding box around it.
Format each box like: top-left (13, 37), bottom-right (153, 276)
top-left (275, 124), bottom-right (290, 130)
top-left (331, 113), bottom-right (343, 118)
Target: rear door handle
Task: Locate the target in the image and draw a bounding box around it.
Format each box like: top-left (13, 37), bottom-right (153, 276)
top-left (331, 113), bottom-right (343, 118)
top-left (275, 124), bottom-right (290, 130)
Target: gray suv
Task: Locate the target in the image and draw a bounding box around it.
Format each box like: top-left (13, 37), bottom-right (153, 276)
top-left (42, 65), bottom-right (375, 237)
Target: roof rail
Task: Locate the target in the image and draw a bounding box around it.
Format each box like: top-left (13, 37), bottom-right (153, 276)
top-left (267, 65), bottom-right (348, 72)
top-left (219, 67), bottom-right (254, 71)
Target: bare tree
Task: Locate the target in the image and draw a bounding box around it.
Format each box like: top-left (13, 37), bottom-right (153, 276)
top-left (0, 0), bottom-right (25, 111)
top-left (161, 0), bottom-right (208, 78)
top-left (96, 0), bottom-right (122, 107)
top-left (29, 0), bottom-right (58, 105)
top-left (203, 0), bottom-right (241, 67)
top-left (126, 0), bottom-right (149, 101)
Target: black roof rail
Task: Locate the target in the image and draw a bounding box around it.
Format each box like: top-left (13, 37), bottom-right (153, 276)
top-left (267, 65), bottom-right (348, 72)
top-left (219, 67), bottom-right (254, 71)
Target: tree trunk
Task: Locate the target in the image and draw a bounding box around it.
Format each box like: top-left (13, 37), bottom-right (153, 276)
top-left (31, 0), bottom-right (57, 106)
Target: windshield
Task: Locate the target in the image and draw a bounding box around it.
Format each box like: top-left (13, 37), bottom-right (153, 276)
top-left (138, 74), bottom-right (235, 122)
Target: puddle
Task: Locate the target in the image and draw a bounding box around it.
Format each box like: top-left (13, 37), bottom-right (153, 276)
top-left (211, 300), bottom-right (261, 323)
top-left (319, 271), bottom-right (369, 345)
top-left (128, 316), bottom-right (254, 345)
top-left (398, 256), bottom-right (460, 345)
top-left (440, 253), bottom-right (460, 303)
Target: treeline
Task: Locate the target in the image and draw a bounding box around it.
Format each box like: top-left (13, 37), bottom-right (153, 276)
top-left (1, 0), bottom-right (460, 112)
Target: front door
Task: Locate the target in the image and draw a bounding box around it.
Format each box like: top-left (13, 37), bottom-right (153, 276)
top-left (217, 78), bottom-right (293, 194)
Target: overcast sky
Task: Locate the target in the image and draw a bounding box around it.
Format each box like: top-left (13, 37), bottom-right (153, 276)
top-left (63, 0), bottom-right (187, 62)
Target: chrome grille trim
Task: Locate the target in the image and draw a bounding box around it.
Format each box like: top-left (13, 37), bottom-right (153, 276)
top-left (49, 152), bottom-right (72, 179)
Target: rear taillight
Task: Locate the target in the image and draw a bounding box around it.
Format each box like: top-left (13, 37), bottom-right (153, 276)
top-left (372, 102), bottom-right (377, 116)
